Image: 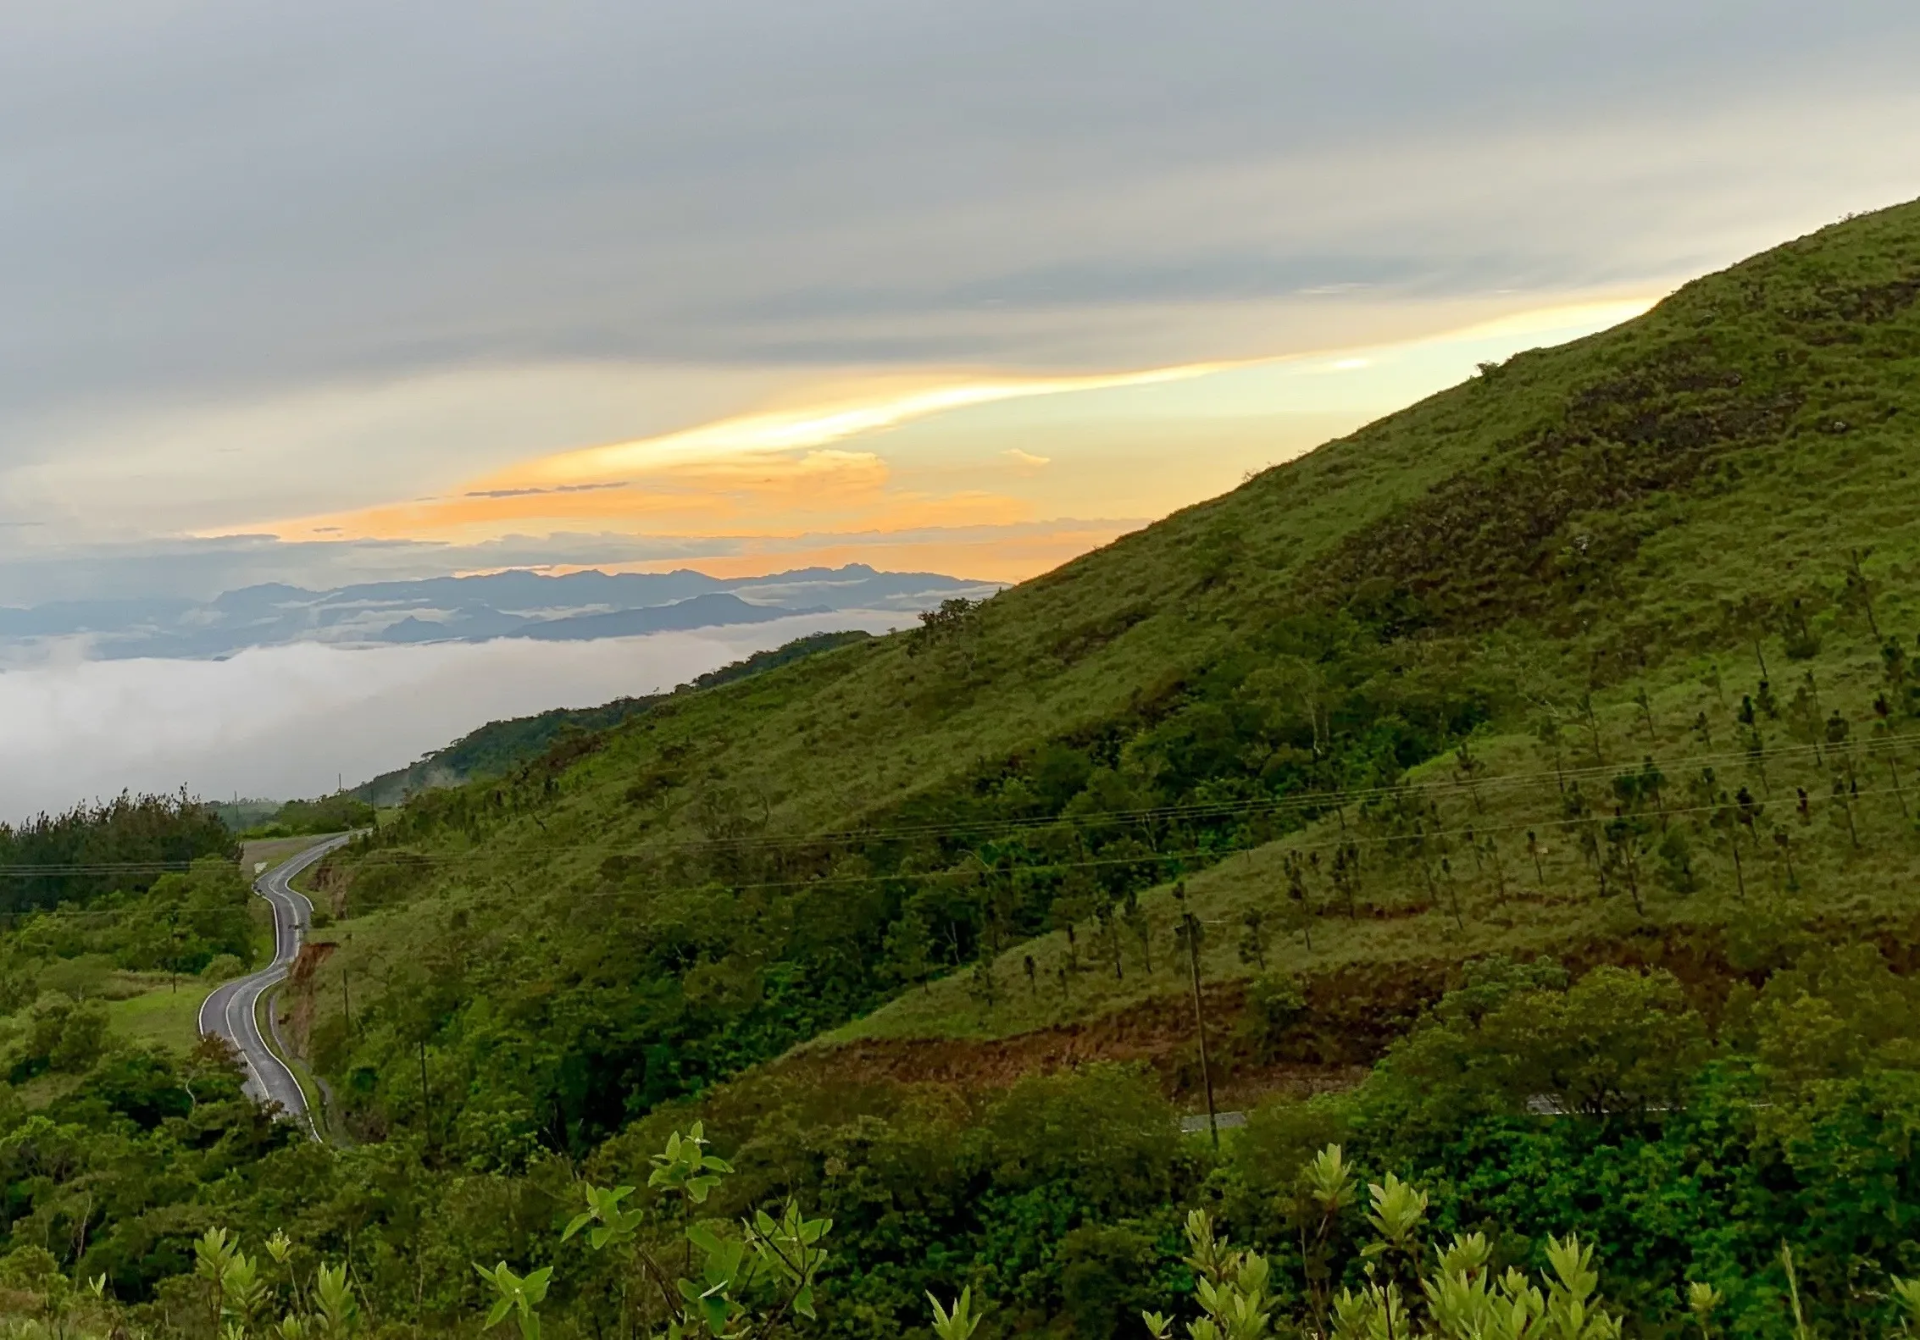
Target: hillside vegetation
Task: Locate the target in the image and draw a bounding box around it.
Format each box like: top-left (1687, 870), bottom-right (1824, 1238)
top-left (310, 197), bottom-right (1920, 1127)
top-left (349, 629), bottom-right (872, 806)
top-left (7, 200), bottom-right (1920, 1339)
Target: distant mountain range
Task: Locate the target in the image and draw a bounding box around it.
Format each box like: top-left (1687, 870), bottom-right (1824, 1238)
top-left (0, 565), bottom-right (996, 659)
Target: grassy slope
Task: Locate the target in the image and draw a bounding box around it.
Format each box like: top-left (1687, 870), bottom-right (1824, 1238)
top-left (317, 200), bottom-right (1920, 1075)
top-left (348, 629), bottom-right (873, 806)
top-left (106, 976), bottom-right (205, 1055)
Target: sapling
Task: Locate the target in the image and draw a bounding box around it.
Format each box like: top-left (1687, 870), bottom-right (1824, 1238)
top-left (1788, 676), bottom-right (1826, 767)
top-left (1454, 739), bottom-right (1487, 813)
top-left (1579, 693), bottom-right (1605, 765)
top-left (1711, 796), bottom-right (1747, 900)
top-left (1831, 775), bottom-right (1861, 849)
top-left (1284, 853), bottom-right (1316, 951)
top-left (1704, 660), bottom-right (1727, 707)
top-left (1484, 835), bottom-right (1508, 902)
top-left (1535, 716), bottom-right (1568, 794)
top-left (1297, 1144), bottom-right (1356, 1334)
top-left (561, 1121), bottom-right (830, 1340)
top-left (1782, 599), bottom-right (1822, 661)
top-left (1237, 908), bottom-right (1270, 971)
top-left (1774, 828), bottom-right (1799, 891)
top-left (1877, 711), bottom-right (1911, 816)
top-left (1634, 687), bottom-right (1658, 746)
top-left (1122, 889), bottom-right (1154, 974)
top-left (1440, 857), bottom-right (1465, 931)
top-left (1604, 809), bottom-right (1646, 915)
top-left (1332, 841), bottom-right (1361, 920)
top-left (1743, 725), bottom-right (1772, 796)
top-left (966, 961), bottom-right (998, 1014)
top-left (1844, 546), bottom-right (1881, 638)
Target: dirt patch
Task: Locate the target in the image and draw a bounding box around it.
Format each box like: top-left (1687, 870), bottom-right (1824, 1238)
top-left (283, 941), bottom-right (336, 1059)
top-left (792, 914), bottom-right (1920, 1102)
top-left (781, 970), bottom-right (1429, 1103)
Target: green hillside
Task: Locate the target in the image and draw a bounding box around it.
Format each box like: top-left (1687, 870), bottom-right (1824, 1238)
top-left (348, 629), bottom-right (873, 805)
top-left (308, 199), bottom-right (1920, 1129)
top-left (9, 199), bottom-right (1920, 1339)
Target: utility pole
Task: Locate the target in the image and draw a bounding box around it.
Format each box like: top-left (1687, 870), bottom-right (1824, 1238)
top-left (168, 908), bottom-right (179, 994)
top-left (1174, 884), bottom-right (1220, 1148)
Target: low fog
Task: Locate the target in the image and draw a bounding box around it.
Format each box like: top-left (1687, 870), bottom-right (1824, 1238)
top-left (0, 612), bottom-right (899, 821)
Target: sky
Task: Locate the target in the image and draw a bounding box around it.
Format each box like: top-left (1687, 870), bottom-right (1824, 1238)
top-left (2, 2), bottom-right (1917, 600)
top-left (0, 2), bottom-right (1918, 809)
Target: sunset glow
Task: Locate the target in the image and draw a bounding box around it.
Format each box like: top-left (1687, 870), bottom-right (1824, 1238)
top-left (206, 296), bottom-right (1657, 580)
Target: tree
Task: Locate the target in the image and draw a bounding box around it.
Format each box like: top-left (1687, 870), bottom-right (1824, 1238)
top-left (882, 911), bottom-right (935, 992)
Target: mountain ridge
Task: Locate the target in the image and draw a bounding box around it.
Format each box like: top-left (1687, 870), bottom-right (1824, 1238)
top-left (0, 563), bottom-right (993, 659)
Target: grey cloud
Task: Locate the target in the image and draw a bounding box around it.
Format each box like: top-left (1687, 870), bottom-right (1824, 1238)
top-left (3, 1), bottom-right (1917, 434)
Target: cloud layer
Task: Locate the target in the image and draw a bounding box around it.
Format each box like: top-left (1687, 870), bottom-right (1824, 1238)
top-left (0, 614), bottom-right (900, 821)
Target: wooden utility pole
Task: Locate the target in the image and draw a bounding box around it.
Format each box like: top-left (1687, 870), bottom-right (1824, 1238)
top-left (1176, 889), bottom-right (1220, 1148)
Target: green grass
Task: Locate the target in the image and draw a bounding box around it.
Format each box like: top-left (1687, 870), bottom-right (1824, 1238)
top-left (305, 198), bottom-right (1920, 1126)
top-left (241, 835), bottom-right (330, 874)
top-left (107, 979), bottom-right (206, 1055)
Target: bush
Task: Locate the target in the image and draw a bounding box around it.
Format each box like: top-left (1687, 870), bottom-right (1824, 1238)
top-left (201, 954), bottom-right (246, 983)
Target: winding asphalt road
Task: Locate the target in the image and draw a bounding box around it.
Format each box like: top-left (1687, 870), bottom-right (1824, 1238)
top-left (199, 834), bottom-right (351, 1136)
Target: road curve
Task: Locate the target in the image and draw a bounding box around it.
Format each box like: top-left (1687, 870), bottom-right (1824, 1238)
top-left (199, 833), bottom-right (352, 1136)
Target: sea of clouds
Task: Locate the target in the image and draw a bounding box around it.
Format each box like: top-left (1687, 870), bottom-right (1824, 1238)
top-left (0, 611), bottom-right (901, 821)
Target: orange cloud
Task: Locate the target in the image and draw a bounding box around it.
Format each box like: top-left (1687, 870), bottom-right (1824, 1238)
top-left (242, 445), bottom-right (1029, 545)
top-left (477, 362), bottom-right (1233, 494)
top-left (212, 367), bottom-right (1202, 545)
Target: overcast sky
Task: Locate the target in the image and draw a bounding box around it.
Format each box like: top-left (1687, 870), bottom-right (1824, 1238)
top-left (0, 1), bottom-right (1915, 600)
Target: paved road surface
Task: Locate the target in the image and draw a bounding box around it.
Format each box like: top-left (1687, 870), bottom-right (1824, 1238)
top-left (198, 834), bottom-right (351, 1135)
